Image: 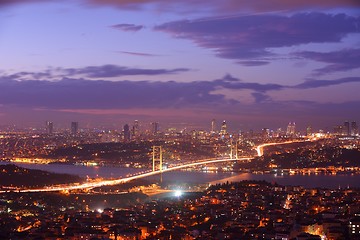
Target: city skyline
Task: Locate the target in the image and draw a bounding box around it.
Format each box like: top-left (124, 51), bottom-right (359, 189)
top-left (0, 0), bottom-right (360, 129)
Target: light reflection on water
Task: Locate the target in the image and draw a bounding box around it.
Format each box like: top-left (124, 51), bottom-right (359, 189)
top-left (146, 171), bottom-right (360, 189)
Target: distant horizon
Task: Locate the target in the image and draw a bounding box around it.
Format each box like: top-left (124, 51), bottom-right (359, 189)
top-left (0, 118), bottom-right (358, 134)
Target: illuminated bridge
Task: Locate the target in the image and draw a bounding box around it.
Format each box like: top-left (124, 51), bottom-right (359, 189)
top-left (8, 157), bottom-right (252, 193)
top-left (256, 141), bottom-right (295, 157)
top-left (1, 141), bottom-right (300, 193)
top-left (256, 139), bottom-right (311, 157)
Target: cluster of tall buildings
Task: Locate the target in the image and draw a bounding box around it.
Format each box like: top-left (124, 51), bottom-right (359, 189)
top-left (122, 120), bottom-right (159, 141)
top-left (45, 121), bottom-right (79, 135)
top-left (45, 119), bottom-right (160, 142)
top-left (43, 119), bottom-right (358, 139)
top-left (334, 121), bottom-right (358, 136)
top-left (210, 119), bottom-right (227, 135)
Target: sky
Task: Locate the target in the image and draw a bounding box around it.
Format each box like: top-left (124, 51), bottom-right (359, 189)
top-left (0, 0), bottom-right (359, 131)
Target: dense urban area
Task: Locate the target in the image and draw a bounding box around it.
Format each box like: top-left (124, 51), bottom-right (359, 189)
top-left (0, 119), bottom-right (359, 239)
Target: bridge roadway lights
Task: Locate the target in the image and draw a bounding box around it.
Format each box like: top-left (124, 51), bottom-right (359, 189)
top-left (12, 141), bottom-right (304, 193)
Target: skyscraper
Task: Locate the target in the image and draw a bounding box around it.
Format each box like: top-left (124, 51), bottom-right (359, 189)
top-left (123, 124), bottom-right (130, 141)
top-left (151, 122), bottom-right (159, 135)
top-left (133, 120), bottom-right (140, 137)
top-left (46, 121), bottom-right (53, 135)
top-left (71, 122), bottom-right (78, 135)
top-left (211, 119), bottom-right (216, 133)
top-left (306, 126), bottom-right (312, 136)
top-left (351, 121), bottom-right (358, 136)
top-left (286, 122), bottom-right (296, 136)
top-left (344, 121), bottom-right (350, 136)
top-left (220, 120), bottom-right (227, 135)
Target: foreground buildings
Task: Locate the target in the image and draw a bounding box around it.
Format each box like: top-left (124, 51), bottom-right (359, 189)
top-left (0, 180), bottom-right (359, 239)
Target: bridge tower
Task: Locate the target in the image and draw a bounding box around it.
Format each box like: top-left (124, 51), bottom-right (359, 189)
top-left (152, 146), bottom-right (163, 172)
top-left (256, 145), bottom-right (264, 157)
top-left (230, 140), bottom-right (238, 159)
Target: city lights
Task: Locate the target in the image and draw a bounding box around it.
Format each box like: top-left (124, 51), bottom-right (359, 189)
top-left (0, 0), bottom-right (359, 238)
top-left (174, 190), bottom-right (183, 197)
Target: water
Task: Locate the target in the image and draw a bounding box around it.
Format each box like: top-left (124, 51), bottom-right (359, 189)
top-left (0, 162), bottom-right (141, 178)
top-left (146, 171), bottom-right (360, 189)
top-left (1, 162), bottom-right (360, 189)
top-left (207, 172), bottom-right (360, 189)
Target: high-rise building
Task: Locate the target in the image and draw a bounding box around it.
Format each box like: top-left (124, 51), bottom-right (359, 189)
top-left (306, 126), bottom-right (312, 136)
top-left (132, 120), bottom-right (140, 137)
top-left (151, 122), bottom-right (159, 135)
top-left (71, 122), bottom-right (78, 135)
top-left (344, 121), bottom-right (350, 136)
top-left (286, 122), bottom-right (296, 136)
top-left (46, 121), bottom-right (53, 135)
top-left (211, 119), bottom-right (216, 133)
top-left (220, 120), bottom-right (227, 135)
top-left (123, 124), bottom-right (130, 141)
top-left (333, 125), bottom-right (343, 135)
top-left (351, 121), bottom-right (358, 136)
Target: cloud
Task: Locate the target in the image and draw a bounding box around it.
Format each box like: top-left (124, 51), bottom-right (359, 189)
top-left (111, 23), bottom-right (144, 32)
top-left (63, 64), bottom-right (190, 78)
top-left (155, 13), bottom-right (360, 63)
top-left (3, 65), bottom-right (190, 80)
top-left (2, 71), bottom-right (360, 112)
top-left (236, 61), bottom-right (270, 66)
top-left (1, 73), bottom-right (360, 129)
top-left (0, 77), bottom-right (229, 110)
top-left (293, 77), bottom-right (360, 89)
top-left (117, 51), bottom-right (161, 57)
top-left (86, 0), bottom-right (360, 13)
top-left (2, 1), bottom-right (358, 13)
top-left (252, 92), bottom-right (271, 103)
top-left (5, 70), bottom-right (54, 80)
top-left (0, 0), bottom-right (40, 8)
top-left (0, 73), bottom-right (278, 111)
top-left (295, 48), bottom-right (360, 75)
top-left (215, 74), bottom-right (284, 92)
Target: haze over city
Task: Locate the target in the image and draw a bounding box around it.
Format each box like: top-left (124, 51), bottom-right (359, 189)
top-left (0, 0), bottom-right (360, 131)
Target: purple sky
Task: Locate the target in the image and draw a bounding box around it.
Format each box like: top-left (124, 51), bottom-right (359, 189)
top-left (0, 0), bottom-right (359, 131)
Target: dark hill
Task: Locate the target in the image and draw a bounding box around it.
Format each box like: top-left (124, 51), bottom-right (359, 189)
top-left (0, 164), bottom-right (82, 188)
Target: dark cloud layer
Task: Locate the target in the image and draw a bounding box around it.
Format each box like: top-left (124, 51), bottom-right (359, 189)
top-left (155, 13), bottom-right (360, 64)
top-left (2, 1), bottom-right (359, 14)
top-left (295, 48), bottom-right (360, 75)
top-left (87, 0), bottom-right (360, 13)
top-left (1, 72), bottom-right (360, 110)
top-left (1, 73), bottom-right (360, 129)
top-left (0, 77), bottom-right (226, 109)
